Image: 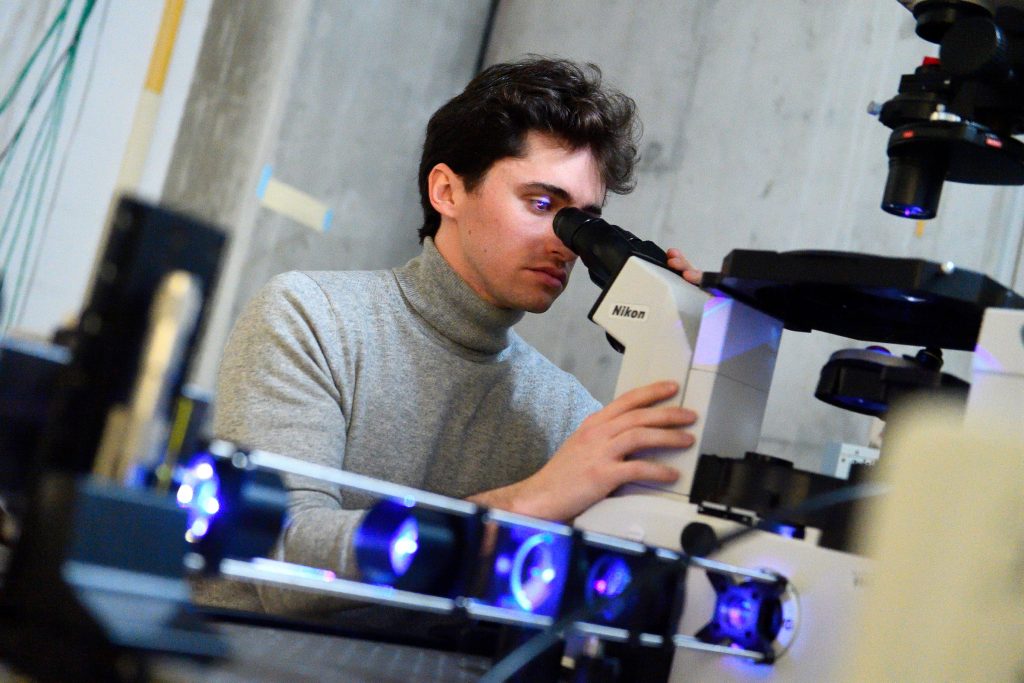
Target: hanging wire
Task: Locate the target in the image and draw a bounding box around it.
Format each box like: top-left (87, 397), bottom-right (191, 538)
top-left (13, 0), bottom-right (111, 330)
top-left (0, 0), bottom-right (97, 334)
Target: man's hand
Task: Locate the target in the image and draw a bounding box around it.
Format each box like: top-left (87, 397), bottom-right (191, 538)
top-left (469, 381), bottom-right (697, 522)
top-left (667, 247), bottom-right (702, 285)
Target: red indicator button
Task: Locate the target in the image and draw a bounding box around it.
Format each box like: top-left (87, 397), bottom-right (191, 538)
top-left (921, 56), bottom-right (941, 67)
top-left (901, 130), bottom-right (916, 139)
top-left (985, 136), bottom-right (1003, 149)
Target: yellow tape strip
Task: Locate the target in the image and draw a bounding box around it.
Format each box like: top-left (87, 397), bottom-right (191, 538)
top-left (144, 0), bottom-right (185, 94)
top-left (257, 165), bottom-right (334, 232)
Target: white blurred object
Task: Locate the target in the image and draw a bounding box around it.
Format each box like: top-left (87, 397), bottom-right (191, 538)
top-left (838, 398), bottom-right (1024, 681)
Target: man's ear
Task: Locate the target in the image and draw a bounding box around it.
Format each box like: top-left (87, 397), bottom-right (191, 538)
top-left (427, 163), bottom-right (462, 220)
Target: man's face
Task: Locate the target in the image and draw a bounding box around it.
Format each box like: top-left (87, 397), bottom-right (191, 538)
top-left (434, 131), bottom-right (605, 314)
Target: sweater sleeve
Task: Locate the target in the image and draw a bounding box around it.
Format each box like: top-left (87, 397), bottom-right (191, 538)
top-left (212, 272), bottom-right (364, 615)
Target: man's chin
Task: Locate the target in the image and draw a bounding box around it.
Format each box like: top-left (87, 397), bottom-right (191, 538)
top-left (521, 295), bottom-right (559, 314)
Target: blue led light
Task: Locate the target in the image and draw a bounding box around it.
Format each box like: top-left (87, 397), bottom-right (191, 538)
top-left (834, 394), bottom-right (888, 413)
top-left (900, 205), bottom-right (927, 218)
top-left (510, 533), bottom-right (558, 612)
top-left (176, 454), bottom-right (222, 542)
top-left (389, 517), bottom-right (419, 577)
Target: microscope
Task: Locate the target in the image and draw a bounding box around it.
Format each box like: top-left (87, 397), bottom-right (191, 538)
top-left (1, 1), bottom-right (1021, 681)
top-left (561, 1), bottom-right (1024, 679)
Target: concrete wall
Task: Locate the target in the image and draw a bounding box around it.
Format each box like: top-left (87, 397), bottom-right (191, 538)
top-left (166, 0), bottom-right (494, 388)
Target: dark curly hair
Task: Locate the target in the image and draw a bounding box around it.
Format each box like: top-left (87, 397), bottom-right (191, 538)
top-left (417, 57), bottom-right (641, 242)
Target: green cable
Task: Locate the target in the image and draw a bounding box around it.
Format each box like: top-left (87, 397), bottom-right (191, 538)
top-left (0, 0), bottom-right (72, 117)
top-left (12, 0), bottom-right (111, 331)
top-left (3, 66), bottom-right (71, 331)
top-left (0, 4), bottom-right (68, 191)
top-left (0, 0), bottom-right (95, 332)
top-left (6, 3), bottom-right (89, 329)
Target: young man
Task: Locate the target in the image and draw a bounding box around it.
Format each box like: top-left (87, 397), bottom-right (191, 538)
top-left (202, 58), bottom-right (701, 615)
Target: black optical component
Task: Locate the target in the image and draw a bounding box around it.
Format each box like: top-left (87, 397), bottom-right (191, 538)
top-left (354, 499), bottom-right (478, 596)
top-left (553, 207), bottom-right (669, 289)
top-left (180, 446), bottom-right (290, 569)
top-left (875, 1), bottom-right (1024, 220)
top-left (882, 146), bottom-right (948, 219)
top-left (815, 346), bottom-right (969, 418)
top-left (560, 533), bottom-right (684, 635)
top-left (881, 121), bottom-right (1024, 219)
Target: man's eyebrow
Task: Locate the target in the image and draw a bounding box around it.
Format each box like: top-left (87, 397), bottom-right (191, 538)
top-left (522, 182), bottom-right (603, 216)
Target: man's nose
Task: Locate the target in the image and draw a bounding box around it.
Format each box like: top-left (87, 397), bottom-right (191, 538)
top-left (549, 222), bottom-right (578, 262)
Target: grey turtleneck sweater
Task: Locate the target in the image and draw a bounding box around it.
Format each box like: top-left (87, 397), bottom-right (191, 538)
top-left (198, 238), bottom-right (600, 614)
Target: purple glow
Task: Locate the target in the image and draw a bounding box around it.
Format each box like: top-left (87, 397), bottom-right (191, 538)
top-left (777, 525), bottom-right (797, 538)
top-left (585, 555), bottom-right (633, 621)
top-left (900, 205), bottom-right (927, 218)
top-left (973, 344), bottom-right (1003, 373)
top-left (495, 555), bottom-right (512, 575)
top-left (388, 517), bottom-right (419, 576)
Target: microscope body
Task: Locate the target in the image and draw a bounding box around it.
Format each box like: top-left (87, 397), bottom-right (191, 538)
top-left (576, 255), bottom-right (870, 681)
top-left (575, 247), bottom-right (1024, 680)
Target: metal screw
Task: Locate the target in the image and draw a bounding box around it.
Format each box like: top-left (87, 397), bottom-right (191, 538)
top-left (231, 451), bottom-right (250, 469)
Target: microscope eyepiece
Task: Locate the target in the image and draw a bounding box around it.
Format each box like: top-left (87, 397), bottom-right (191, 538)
top-left (553, 208), bottom-right (669, 290)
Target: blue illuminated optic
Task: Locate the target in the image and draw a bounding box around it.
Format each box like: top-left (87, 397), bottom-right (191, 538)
top-left (389, 517), bottom-right (419, 577)
top-left (494, 555), bottom-right (512, 575)
top-left (510, 533), bottom-right (557, 612)
top-left (176, 454), bottom-right (221, 542)
top-left (899, 205), bottom-right (928, 218)
top-left (711, 582), bottom-right (782, 651)
top-left (777, 525), bottom-right (797, 539)
top-left (586, 555), bottom-right (633, 621)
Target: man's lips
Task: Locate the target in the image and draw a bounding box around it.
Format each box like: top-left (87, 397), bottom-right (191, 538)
top-left (529, 266), bottom-right (568, 288)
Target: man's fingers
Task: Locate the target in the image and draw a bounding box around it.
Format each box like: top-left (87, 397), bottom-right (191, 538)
top-left (607, 405), bottom-right (696, 436)
top-left (617, 460), bottom-right (680, 486)
top-left (666, 247), bottom-right (703, 285)
top-left (598, 381), bottom-right (680, 421)
top-left (612, 426), bottom-right (695, 455)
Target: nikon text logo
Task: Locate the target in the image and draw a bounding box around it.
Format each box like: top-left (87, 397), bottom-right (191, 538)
top-left (610, 304), bottom-right (648, 320)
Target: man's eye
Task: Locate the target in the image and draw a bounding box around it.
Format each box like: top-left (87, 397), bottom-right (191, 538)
top-left (531, 197), bottom-right (552, 212)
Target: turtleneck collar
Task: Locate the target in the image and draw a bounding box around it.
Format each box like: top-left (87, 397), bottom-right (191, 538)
top-left (393, 238), bottom-right (523, 355)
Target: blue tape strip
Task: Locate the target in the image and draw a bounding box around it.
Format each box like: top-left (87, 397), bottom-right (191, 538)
top-left (256, 164), bottom-right (273, 199)
top-left (322, 208), bottom-right (334, 232)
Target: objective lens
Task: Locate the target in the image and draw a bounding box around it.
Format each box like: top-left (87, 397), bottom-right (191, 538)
top-left (882, 152), bottom-right (947, 220)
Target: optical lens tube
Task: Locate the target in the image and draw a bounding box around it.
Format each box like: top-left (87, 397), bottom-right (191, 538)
top-left (882, 149), bottom-right (947, 219)
top-left (554, 208), bottom-right (668, 289)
